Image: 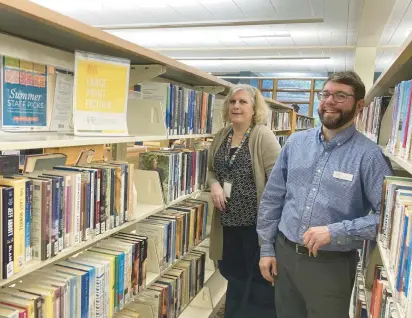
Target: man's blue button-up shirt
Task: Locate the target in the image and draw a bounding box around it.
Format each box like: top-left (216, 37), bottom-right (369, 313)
top-left (257, 124), bottom-right (394, 257)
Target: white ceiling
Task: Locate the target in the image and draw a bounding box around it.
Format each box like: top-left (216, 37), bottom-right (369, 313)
top-left (30, 0), bottom-right (412, 74)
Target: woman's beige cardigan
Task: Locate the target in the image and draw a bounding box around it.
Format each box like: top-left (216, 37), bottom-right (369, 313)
top-left (207, 124), bottom-right (282, 260)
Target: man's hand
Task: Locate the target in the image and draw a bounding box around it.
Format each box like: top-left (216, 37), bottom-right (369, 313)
top-left (303, 226), bottom-right (331, 257)
top-left (259, 256), bottom-right (277, 284)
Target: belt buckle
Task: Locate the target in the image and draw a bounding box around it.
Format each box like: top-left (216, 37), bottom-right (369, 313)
top-left (295, 244), bottom-right (313, 257)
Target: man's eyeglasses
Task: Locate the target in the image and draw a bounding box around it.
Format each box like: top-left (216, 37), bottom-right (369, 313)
top-left (317, 91), bottom-right (355, 103)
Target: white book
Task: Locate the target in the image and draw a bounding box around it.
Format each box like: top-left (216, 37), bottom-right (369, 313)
top-left (69, 257), bottom-right (106, 318)
top-left (96, 239), bottom-right (133, 306)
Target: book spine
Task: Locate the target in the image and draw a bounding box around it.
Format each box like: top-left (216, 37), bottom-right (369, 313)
top-left (24, 180), bottom-right (32, 262)
top-left (15, 183), bottom-right (25, 273)
top-left (95, 170), bottom-right (101, 235)
top-left (73, 174), bottom-right (81, 245)
top-left (3, 188), bottom-right (14, 278)
top-left (58, 177), bottom-right (64, 252)
top-left (45, 182), bottom-right (51, 259)
top-left (99, 168), bottom-right (107, 233)
top-left (65, 180), bottom-right (71, 249)
top-left (51, 179), bottom-right (59, 256)
top-left (81, 273), bottom-right (90, 318)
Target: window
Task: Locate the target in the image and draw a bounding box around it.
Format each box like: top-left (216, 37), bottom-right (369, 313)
top-left (278, 79), bottom-right (311, 90)
top-left (250, 79), bottom-right (258, 88)
top-left (276, 91), bottom-right (310, 102)
top-left (262, 91), bottom-right (273, 98)
top-left (315, 80), bottom-right (325, 90)
top-left (261, 79), bottom-right (274, 89)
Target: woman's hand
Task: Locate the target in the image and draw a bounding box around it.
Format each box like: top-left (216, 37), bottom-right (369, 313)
top-left (211, 182), bottom-right (227, 211)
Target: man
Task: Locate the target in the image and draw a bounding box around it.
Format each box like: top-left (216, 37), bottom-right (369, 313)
top-left (257, 71), bottom-right (393, 318)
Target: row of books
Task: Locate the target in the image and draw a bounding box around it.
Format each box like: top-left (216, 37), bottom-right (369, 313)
top-left (387, 79), bottom-right (412, 158)
top-left (140, 82), bottom-right (215, 136)
top-left (139, 149), bottom-right (208, 204)
top-left (270, 111), bottom-right (291, 131)
top-left (116, 248), bottom-right (207, 318)
top-left (0, 231), bottom-right (149, 318)
top-left (369, 265), bottom-right (398, 318)
top-left (355, 96), bottom-right (391, 143)
top-left (276, 135), bottom-right (289, 147)
top-left (0, 160), bottom-right (135, 280)
top-left (353, 264), bottom-right (369, 318)
top-left (296, 116), bottom-right (313, 130)
top-left (378, 176), bottom-right (412, 317)
top-left (136, 198), bottom-right (209, 273)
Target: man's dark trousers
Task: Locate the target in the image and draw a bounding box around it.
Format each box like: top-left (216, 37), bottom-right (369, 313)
top-left (275, 232), bottom-right (358, 318)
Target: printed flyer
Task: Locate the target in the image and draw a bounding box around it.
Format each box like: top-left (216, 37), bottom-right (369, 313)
top-left (73, 51), bottom-right (130, 136)
top-left (1, 56), bottom-right (48, 131)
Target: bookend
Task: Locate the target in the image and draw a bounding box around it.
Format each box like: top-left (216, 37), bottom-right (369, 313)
top-left (126, 99), bottom-right (167, 138)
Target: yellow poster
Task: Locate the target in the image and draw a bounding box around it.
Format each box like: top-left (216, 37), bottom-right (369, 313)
top-left (73, 51), bottom-right (130, 136)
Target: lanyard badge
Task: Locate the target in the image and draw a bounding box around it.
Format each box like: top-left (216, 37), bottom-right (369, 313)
top-left (225, 125), bottom-right (252, 170)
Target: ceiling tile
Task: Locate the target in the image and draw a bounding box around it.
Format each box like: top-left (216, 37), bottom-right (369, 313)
top-left (200, 0), bottom-right (245, 18)
top-left (168, 2), bottom-right (214, 19)
top-left (270, 0), bottom-right (312, 18)
top-left (232, 0), bottom-right (279, 18)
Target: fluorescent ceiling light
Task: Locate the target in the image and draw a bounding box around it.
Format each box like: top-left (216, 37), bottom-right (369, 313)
top-left (96, 18), bottom-right (324, 30)
top-left (176, 56), bottom-right (330, 61)
top-left (239, 34), bottom-right (290, 39)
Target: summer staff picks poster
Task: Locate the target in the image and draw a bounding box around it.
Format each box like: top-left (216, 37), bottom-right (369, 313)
top-left (1, 56), bottom-right (48, 131)
top-left (73, 51), bottom-right (130, 136)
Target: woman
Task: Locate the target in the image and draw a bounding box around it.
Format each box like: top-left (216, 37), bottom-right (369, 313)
top-left (207, 84), bottom-right (281, 317)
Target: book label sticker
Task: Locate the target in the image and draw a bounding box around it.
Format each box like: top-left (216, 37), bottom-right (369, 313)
top-left (333, 171), bottom-right (353, 182)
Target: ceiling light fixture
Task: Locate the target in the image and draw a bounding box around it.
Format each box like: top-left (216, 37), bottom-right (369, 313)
top-left (239, 34), bottom-right (290, 39)
top-left (176, 56), bottom-right (330, 61)
top-left (96, 18), bottom-right (324, 30)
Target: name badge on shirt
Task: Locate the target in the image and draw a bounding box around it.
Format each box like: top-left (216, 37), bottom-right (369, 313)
top-left (223, 181), bottom-right (232, 198)
top-left (333, 171), bottom-right (353, 182)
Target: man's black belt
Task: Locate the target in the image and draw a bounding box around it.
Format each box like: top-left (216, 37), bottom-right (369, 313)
top-left (278, 231), bottom-right (356, 259)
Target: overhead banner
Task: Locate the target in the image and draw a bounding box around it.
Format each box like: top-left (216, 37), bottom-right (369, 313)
top-left (73, 51), bottom-right (130, 136)
top-left (1, 56), bottom-right (48, 131)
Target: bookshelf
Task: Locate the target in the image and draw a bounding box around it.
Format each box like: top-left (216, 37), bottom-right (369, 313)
top-left (0, 2), bottom-right (230, 317)
top-left (0, 203), bottom-right (164, 288)
top-left (377, 237), bottom-right (404, 318)
top-left (353, 32), bottom-right (412, 318)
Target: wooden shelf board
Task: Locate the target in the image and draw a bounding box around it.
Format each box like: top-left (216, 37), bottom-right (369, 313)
top-left (0, 132), bottom-right (176, 151)
top-left (166, 190), bottom-right (202, 207)
top-left (0, 203), bottom-right (164, 287)
top-left (365, 33), bottom-right (412, 105)
top-left (296, 113), bottom-right (314, 119)
top-left (383, 149), bottom-right (412, 175)
top-left (295, 127), bottom-right (312, 131)
top-left (273, 129), bottom-right (292, 132)
top-left (168, 134), bottom-right (214, 140)
top-left (0, 0), bottom-right (232, 90)
top-left (377, 238), bottom-right (404, 318)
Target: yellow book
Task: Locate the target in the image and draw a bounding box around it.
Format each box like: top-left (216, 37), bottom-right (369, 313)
top-left (12, 284), bottom-right (55, 318)
top-left (0, 178), bottom-right (26, 273)
top-left (0, 292), bottom-right (34, 318)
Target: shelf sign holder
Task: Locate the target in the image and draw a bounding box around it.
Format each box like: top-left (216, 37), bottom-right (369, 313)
top-left (193, 86), bottom-right (225, 95)
top-left (129, 64), bottom-right (167, 86)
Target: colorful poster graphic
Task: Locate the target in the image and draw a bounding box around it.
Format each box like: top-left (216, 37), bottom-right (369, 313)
top-left (73, 51), bottom-right (130, 136)
top-left (2, 56), bottom-right (48, 130)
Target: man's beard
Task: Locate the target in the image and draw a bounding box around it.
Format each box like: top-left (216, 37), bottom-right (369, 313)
top-left (318, 103), bottom-right (357, 130)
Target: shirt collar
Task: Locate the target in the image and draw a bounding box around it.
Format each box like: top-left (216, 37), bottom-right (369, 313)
top-left (316, 124), bottom-right (356, 147)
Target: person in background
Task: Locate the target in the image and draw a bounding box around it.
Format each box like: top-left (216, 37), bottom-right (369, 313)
top-left (207, 84), bottom-right (281, 317)
top-left (257, 71), bottom-right (393, 318)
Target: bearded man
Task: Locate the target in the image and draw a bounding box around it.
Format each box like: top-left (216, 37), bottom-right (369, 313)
top-left (257, 71), bottom-right (394, 318)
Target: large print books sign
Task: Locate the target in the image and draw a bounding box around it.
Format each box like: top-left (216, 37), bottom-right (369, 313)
top-left (1, 56), bottom-right (48, 131)
top-left (73, 51), bottom-right (130, 136)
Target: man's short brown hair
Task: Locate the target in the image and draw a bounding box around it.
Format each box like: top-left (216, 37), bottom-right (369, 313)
top-left (324, 71), bottom-right (366, 101)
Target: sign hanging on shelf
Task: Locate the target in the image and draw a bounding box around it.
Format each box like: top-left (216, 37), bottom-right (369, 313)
top-left (73, 51), bottom-right (130, 136)
top-left (1, 56), bottom-right (49, 131)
